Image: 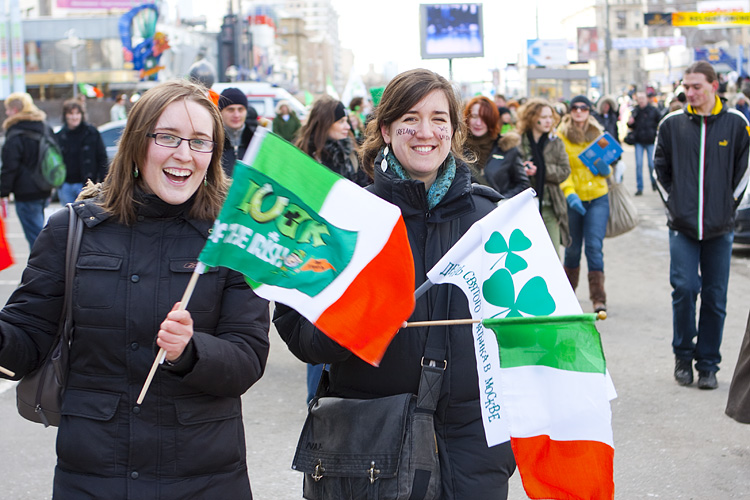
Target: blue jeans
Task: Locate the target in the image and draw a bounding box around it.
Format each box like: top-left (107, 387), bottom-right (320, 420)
top-left (634, 142), bottom-right (655, 192)
top-left (564, 194), bottom-right (609, 272)
top-left (307, 363), bottom-right (324, 403)
top-left (15, 198), bottom-right (49, 250)
top-left (58, 182), bottom-right (84, 206)
top-left (669, 230), bottom-right (733, 372)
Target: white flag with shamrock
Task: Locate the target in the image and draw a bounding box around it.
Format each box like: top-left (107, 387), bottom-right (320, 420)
top-left (425, 188), bottom-right (583, 446)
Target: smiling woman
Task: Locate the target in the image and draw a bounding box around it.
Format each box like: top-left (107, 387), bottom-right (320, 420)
top-left (274, 69), bottom-right (517, 499)
top-left (0, 79), bottom-right (271, 499)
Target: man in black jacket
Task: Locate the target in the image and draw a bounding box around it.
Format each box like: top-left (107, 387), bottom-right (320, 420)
top-left (1, 92), bottom-right (52, 249)
top-left (218, 87), bottom-right (259, 177)
top-left (627, 91), bottom-right (662, 195)
top-left (655, 61), bottom-right (750, 390)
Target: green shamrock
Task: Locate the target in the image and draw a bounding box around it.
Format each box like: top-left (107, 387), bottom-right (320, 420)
top-left (484, 229), bottom-right (532, 275)
top-left (482, 268), bottom-right (556, 318)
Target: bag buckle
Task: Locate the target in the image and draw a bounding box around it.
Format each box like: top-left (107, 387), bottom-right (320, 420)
top-left (312, 459), bottom-right (325, 482)
top-left (421, 357), bottom-right (446, 370)
top-left (368, 461), bottom-right (380, 484)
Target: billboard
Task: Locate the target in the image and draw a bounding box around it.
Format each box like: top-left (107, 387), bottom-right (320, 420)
top-left (527, 39), bottom-right (568, 67)
top-left (419, 3), bottom-right (484, 60)
top-left (577, 27), bottom-right (598, 62)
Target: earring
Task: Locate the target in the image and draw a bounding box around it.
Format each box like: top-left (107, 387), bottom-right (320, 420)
top-left (204, 175), bottom-right (208, 187)
top-left (381, 145), bottom-right (389, 172)
top-left (133, 165), bottom-right (139, 178)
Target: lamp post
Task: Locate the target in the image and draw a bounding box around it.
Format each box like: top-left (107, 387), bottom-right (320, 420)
top-left (64, 29), bottom-right (83, 98)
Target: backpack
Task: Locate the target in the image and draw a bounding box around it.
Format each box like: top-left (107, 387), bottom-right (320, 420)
top-left (6, 127), bottom-right (66, 191)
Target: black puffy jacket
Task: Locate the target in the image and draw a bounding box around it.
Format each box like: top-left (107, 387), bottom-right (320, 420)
top-left (628, 104), bottom-right (661, 145)
top-left (484, 132), bottom-right (531, 198)
top-left (0, 112), bottom-right (53, 201)
top-left (0, 195), bottom-right (270, 499)
top-left (56, 122), bottom-right (109, 183)
top-left (654, 102), bottom-right (750, 240)
top-left (274, 161), bottom-right (516, 499)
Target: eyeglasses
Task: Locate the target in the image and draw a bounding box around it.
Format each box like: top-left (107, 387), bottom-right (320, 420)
top-left (146, 133), bottom-right (215, 153)
top-left (571, 105), bottom-right (590, 112)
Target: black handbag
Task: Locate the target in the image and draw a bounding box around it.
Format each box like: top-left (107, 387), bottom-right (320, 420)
top-left (292, 293), bottom-right (452, 500)
top-left (624, 130), bottom-right (636, 146)
top-left (16, 205), bottom-right (83, 427)
top-left (293, 350), bottom-right (445, 500)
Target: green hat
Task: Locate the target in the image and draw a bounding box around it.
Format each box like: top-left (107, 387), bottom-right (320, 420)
top-left (369, 86), bottom-right (385, 107)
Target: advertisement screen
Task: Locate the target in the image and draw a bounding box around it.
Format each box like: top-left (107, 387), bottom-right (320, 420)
top-left (420, 4), bottom-right (484, 59)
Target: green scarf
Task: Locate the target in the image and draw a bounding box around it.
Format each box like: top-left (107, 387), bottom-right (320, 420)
top-left (383, 147), bottom-right (456, 210)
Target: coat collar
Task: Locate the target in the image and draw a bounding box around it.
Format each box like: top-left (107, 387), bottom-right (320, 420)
top-left (369, 153), bottom-right (476, 223)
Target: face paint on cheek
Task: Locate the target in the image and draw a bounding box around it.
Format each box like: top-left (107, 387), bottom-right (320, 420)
top-left (438, 126), bottom-right (449, 133)
top-left (396, 128), bottom-right (416, 136)
top-left (438, 134), bottom-right (451, 141)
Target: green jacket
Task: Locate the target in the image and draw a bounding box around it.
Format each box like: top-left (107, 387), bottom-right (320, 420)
top-left (272, 113), bottom-right (301, 142)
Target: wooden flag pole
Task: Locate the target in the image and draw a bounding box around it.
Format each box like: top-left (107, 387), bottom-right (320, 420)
top-left (404, 311), bottom-right (607, 328)
top-left (0, 366), bottom-right (14, 377)
top-left (137, 265), bottom-right (204, 405)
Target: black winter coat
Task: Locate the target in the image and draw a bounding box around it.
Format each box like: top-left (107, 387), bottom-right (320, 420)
top-left (484, 132), bottom-right (531, 198)
top-left (274, 161), bottom-right (516, 499)
top-left (0, 113), bottom-right (53, 201)
top-left (0, 196), bottom-right (271, 499)
top-left (628, 104), bottom-right (661, 145)
top-left (654, 103), bottom-right (750, 240)
top-left (221, 120), bottom-right (257, 176)
top-left (56, 122), bottom-right (109, 183)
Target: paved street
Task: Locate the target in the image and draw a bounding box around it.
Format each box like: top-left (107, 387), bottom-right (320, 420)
top-left (0, 145), bottom-right (749, 498)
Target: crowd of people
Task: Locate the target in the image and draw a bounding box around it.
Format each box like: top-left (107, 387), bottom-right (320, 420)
top-left (0, 61), bottom-right (749, 498)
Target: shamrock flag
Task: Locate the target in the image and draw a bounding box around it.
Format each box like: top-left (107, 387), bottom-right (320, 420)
top-left (484, 314), bottom-right (615, 500)
top-left (199, 128), bottom-right (415, 366)
top-left (422, 188), bottom-right (584, 446)
top-left (423, 189), bottom-right (615, 498)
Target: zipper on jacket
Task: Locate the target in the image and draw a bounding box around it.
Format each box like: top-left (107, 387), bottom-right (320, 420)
top-left (698, 117), bottom-right (707, 240)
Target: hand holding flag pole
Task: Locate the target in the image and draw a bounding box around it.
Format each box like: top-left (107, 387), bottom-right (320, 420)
top-left (137, 263), bottom-right (205, 405)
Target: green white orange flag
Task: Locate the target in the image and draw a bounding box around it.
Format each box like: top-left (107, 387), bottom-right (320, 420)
top-left (483, 314), bottom-right (614, 500)
top-left (198, 128), bottom-right (414, 366)
top-left (422, 189), bottom-right (615, 498)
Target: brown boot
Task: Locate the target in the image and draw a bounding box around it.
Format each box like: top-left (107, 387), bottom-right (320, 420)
top-left (588, 271), bottom-right (607, 312)
top-left (563, 266), bottom-right (580, 291)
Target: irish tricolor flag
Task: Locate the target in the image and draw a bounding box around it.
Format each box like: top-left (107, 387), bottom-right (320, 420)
top-left (484, 314), bottom-right (615, 500)
top-left (199, 129), bottom-right (415, 365)
top-left (420, 189), bottom-right (615, 498)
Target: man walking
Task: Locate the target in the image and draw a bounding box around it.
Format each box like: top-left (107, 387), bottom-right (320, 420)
top-left (627, 91), bottom-right (662, 195)
top-left (1, 93), bottom-right (53, 250)
top-left (654, 61), bottom-right (750, 389)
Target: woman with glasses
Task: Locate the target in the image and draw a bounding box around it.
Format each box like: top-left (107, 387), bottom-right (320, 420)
top-left (0, 80), bottom-right (270, 499)
top-left (557, 95), bottom-right (610, 313)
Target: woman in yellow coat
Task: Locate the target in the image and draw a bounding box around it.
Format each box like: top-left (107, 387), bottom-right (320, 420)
top-left (557, 95), bottom-right (610, 312)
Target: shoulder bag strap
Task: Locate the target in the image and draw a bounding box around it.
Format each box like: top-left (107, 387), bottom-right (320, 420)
top-left (60, 204), bottom-right (83, 345)
top-left (416, 217), bottom-right (460, 412)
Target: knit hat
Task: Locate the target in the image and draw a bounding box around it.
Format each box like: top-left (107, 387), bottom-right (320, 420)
top-left (218, 88), bottom-right (248, 111)
top-left (569, 95), bottom-right (593, 110)
top-left (334, 101), bottom-right (346, 122)
top-left (246, 105), bottom-right (259, 125)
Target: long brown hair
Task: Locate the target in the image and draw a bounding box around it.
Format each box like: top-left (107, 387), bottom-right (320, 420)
top-left (294, 96), bottom-right (344, 163)
top-left (516, 98), bottom-right (560, 135)
top-left (82, 80), bottom-right (227, 225)
top-left (463, 95), bottom-right (500, 137)
top-left (361, 69), bottom-right (467, 177)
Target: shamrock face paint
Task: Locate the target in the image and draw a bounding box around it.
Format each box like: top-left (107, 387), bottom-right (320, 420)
top-left (380, 89), bottom-right (453, 189)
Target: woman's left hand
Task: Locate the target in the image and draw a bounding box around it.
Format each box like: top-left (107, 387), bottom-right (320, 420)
top-left (157, 302), bottom-right (194, 362)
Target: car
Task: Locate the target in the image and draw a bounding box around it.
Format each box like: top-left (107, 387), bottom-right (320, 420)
top-left (735, 188), bottom-right (750, 244)
top-left (211, 82), bottom-right (308, 124)
top-left (98, 119), bottom-right (127, 164)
